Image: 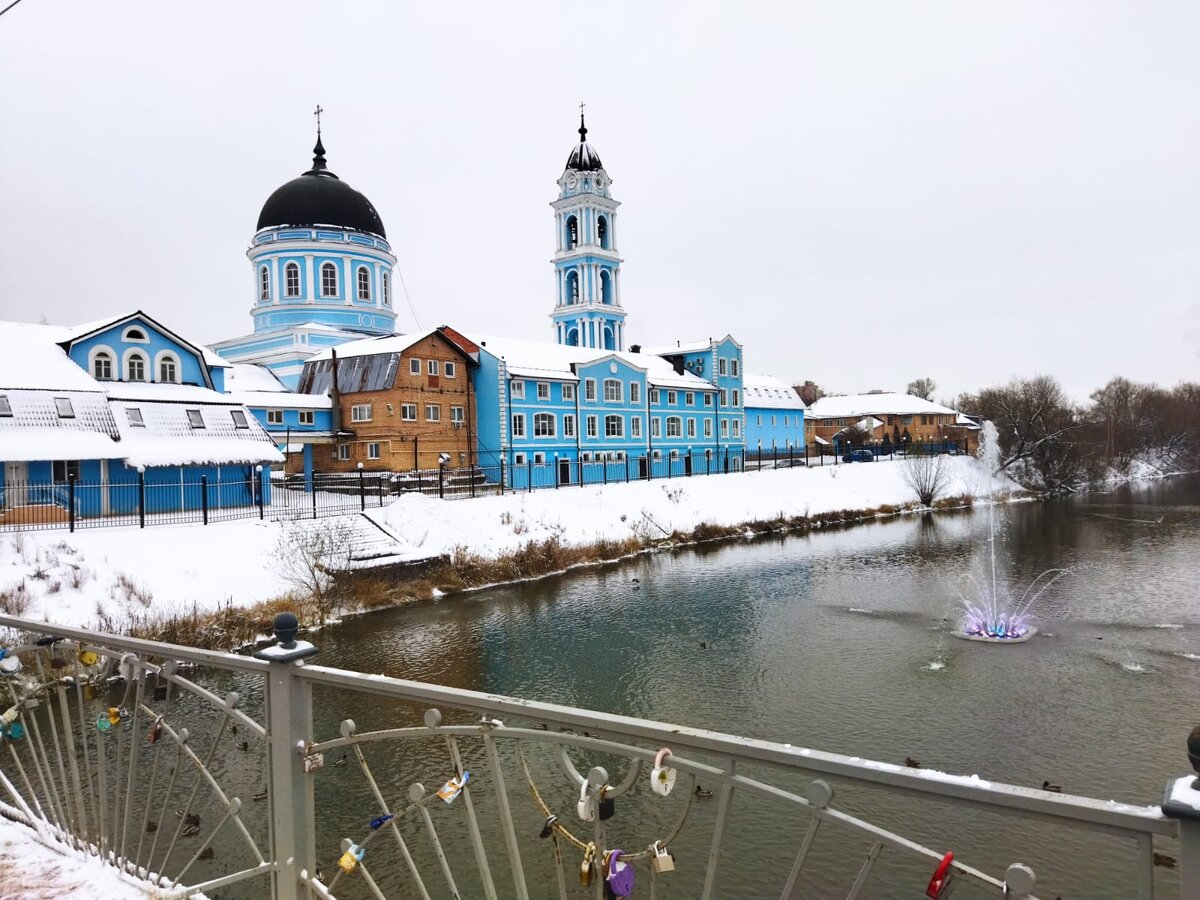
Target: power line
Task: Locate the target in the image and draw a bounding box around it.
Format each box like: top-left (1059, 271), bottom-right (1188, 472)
top-left (396, 265), bottom-right (422, 330)
top-left (0, 0), bottom-right (28, 18)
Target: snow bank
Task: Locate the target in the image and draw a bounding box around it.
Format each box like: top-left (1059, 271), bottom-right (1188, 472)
top-left (1, 457), bottom-right (1016, 629)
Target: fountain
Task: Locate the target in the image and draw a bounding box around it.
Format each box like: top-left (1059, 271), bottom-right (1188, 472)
top-left (951, 422), bottom-right (1068, 644)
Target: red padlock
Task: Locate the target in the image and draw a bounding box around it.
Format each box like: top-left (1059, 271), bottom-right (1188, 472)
top-left (926, 852), bottom-right (954, 898)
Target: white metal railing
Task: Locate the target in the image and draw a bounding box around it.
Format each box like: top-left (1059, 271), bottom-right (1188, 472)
top-left (0, 613), bottom-right (1196, 899)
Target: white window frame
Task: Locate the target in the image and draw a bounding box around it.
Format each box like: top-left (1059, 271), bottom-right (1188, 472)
top-left (603, 379), bottom-right (622, 403)
top-left (155, 351), bottom-right (180, 384)
top-left (649, 389), bottom-right (660, 404)
top-left (90, 347), bottom-right (114, 381)
top-left (122, 326), bottom-right (149, 343)
top-left (510, 380), bottom-right (525, 400)
top-left (428, 359), bottom-right (440, 376)
top-left (651, 418), bottom-right (661, 438)
top-left (425, 404), bottom-right (441, 422)
top-left (667, 391), bottom-right (677, 405)
top-left (260, 266), bottom-right (270, 301)
top-left (563, 414), bottom-right (576, 437)
top-left (367, 442), bottom-right (381, 460)
top-left (704, 393), bottom-right (713, 407)
top-left (586, 415), bottom-right (598, 438)
top-left (444, 361), bottom-right (456, 378)
top-left (631, 417), bottom-right (642, 438)
top-left (124, 350), bottom-right (148, 382)
top-left (687, 418), bottom-right (697, 438)
top-left (186, 408), bottom-right (205, 429)
top-left (733, 419), bottom-right (741, 437)
top-left (605, 414), bottom-right (624, 438)
top-left (450, 406), bottom-right (465, 423)
top-left (731, 359), bottom-right (740, 377)
top-left (534, 452), bottom-right (546, 464)
top-left (534, 412), bottom-right (556, 437)
top-left (382, 271), bottom-right (391, 306)
top-left (562, 383), bottom-right (576, 401)
top-left (410, 358), bottom-right (421, 375)
top-left (285, 262), bottom-right (301, 297)
top-left (719, 358), bottom-right (728, 376)
top-left (733, 389), bottom-right (740, 408)
top-left (585, 378), bottom-right (597, 401)
top-left (721, 420), bottom-right (730, 437)
top-left (685, 392), bottom-right (694, 406)
top-left (705, 419), bottom-right (713, 438)
top-left (512, 413), bottom-right (526, 437)
top-left (357, 266), bottom-right (371, 301)
top-left (514, 452), bottom-right (527, 465)
top-left (321, 262), bottom-right (338, 297)
top-left (299, 410), bottom-right (314, 425)
top-left (629, 382), bottom-right (640, 404)
top-left (266, 409), bottom-right (284, 425)
top-left (337, 444), bottom-right (351, 461)
top-left (666, 416), bottom-right (682, 438)
top-left (401, 404), bottom-right (417, 421)
top-left (537, 382), bottom-right (550, 400)
top-left (351, 403), bottom-right (372, 423)
top-left (720, 390), bottom-right (728, 407)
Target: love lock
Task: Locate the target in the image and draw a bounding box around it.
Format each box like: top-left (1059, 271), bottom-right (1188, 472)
top-left (147, 717), bottom-right (163, 745)
top-left (650, 840), bottom-right (675, 874)
top-left (0, 651), bottom-right (22, 676)
top-left (650, 747), bottom-right (677, 797)
top-left (436, 771), bottom-right (469, 803)
top-left (605, 848), bottom-right (635, 897)
top-left (576, 780), bottom-right (597, 822)
top-left (3, 722), bottom-right (24, 741)
top-left (598, 785), bottom-right (615, 821)
top-left (96, 714), bottom-right (112, 733)
top-left (579, 842), bottom-right (596, 887)
top-left (338, 842), bottom-right (365, 874)
top-left (539, 815), bottom-right (558, 839)
top-left (926, 851), bottom-right (955, 898)
top-left (77, 649), bottom-right (99, 667)
top-left (302, 750), bottom-right (324, 773)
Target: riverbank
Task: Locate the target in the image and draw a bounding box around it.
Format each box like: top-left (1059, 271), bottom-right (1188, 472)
top-left (0, 457), bottom-right (1020, 644)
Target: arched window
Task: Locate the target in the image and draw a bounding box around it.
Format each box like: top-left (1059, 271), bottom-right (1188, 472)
top-left (357, 267), bottom-right (371, 301)
top-left (259, 266), bottom-right (270, 301)
top-left (321, 262), bottom-right (338, 297)
top-left (597, 216), bottom-right (609, 250)
top-left (382, 272), bottom-right (391, 306)
top-left (566, 328), bottom-right (579, 347)
top-left (533, 413), bottom-right (556, 437)
top-left (285, 262), bottom-right (301, 298)
top-left (158, 354), bottom-right (178, 383)
top-left (123, 327), bottom-right (147, 342)
top-left (566, 270), bottom-right (579, 304)
top-left (126, 352), bottom-right (147, 382)
top-left (600, 270), bottom-right (613, 305)
top-left (565, 215), bottom-right (578, 249)
top-left (92, 351), bottom-right (113, 380)
top-left (603, 326), bottom-right (615, 351)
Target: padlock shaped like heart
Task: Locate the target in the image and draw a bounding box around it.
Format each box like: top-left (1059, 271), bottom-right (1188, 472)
top-left (576, 780), bottom-right (596, 822)
top-left (606, 849), bottom-right (636, 897)
top-left (96, 714), bottom-right (112, 733)
top-left (650, 747), bottom-right (676, 797)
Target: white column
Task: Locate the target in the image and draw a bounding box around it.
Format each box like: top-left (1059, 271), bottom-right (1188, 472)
top-left (271, 257), bottom-right (280, 305)
top-left (343, 256), bottom-right (353, 304)
top-left (304, 255), bottom-right (315, 303)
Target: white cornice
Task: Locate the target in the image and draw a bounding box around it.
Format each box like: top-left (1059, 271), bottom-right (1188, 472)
top-left (247, 242), bottom-right (396, 266)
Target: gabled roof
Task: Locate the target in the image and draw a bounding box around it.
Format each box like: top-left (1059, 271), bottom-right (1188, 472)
top-left (0, 323), bottom-right (102, 391)
top-left (808, 392), bottom-right (959, 419)
top-left (56, 309), bottom-right (227, 382)
top-left (639, 334), bottom-right (743, 356)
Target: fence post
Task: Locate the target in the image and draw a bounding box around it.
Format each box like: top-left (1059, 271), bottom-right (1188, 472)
top-left (68, 475), bottom-right (76, 533)
top-left (724, 447), bottom-right (730, 474)
top-left (438, 463), bottom-right (445, 500)
top-left (257, 465), bottom-right (265, 520)
top-left (357, 465), bottom-right (365, 512)
top-left (500, 458), bottom-right (506, 495)
top-left (527, 461), bottom-right (532, 493)
top-left (138, 467), bottom-right (146, 529)
top-left (253, 614), bottom-right (319, 900)
top-left (201, 475), bottom-right (208, 525)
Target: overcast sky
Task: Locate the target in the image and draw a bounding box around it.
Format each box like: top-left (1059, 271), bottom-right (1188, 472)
top-left (1, 1), bottom-right (1197, 401)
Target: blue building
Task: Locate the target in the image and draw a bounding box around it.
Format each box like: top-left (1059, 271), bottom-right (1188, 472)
top-left (0, 312), bottom-right (280, 523)
top-left (743, 374), bottom-right (806, 459)
top-left (212, 127), bottom-right (397, 389)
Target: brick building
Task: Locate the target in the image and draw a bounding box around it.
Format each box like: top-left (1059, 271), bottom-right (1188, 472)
top-left (806, 392), bottom-right (979, 453)
top-left (294, 328), bottom-right (477, 473)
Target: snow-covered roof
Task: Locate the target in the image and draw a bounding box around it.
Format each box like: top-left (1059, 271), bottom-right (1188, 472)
top-left (230, 391), bottom-right (332, 410)
top-left (225, 363), bottom-right (289, 393)
top-left (639, 339), bottom-right (716, 356)
top-left (833, 416), bottom-right (885, 435)
top-left (469, 334), bottom-right (718, 392)
top-left (0, 323), bottom-right (103, 391)
top-left (743, 374), bottom-right (807, 411)
top-left (109, 399), bottom-right (282, 468)
top-left (306, 329), bottom-right (437, 361)
top-left (808, 392), bottom-right (959, 419)
top-left (58, 311), bottom-right (230, 368)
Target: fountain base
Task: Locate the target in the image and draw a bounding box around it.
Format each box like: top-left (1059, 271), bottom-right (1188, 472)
top-left (953, 626), bottom-right (1038, 644)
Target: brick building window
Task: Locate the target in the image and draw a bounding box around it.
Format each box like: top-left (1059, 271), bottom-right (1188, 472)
top-left (351, 404), bottom-right (372, 422)
top-left (401, 404), bottom-right (417, 421)
top-left (367, 442), bottom-right (380, 460)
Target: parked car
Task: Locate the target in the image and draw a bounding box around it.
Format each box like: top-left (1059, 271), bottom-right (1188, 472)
top-left (842, 449), bottom-right (876, 463)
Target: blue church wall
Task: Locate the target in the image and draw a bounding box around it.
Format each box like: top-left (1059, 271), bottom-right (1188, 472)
top-left (209, 368), bottom-right (226, 393)
top-left (68, 318), bottom-right (210, 387)
top-left (745, 407), bottom-right (805, 454)
top-left (471, 350), bottom-right (504, 470)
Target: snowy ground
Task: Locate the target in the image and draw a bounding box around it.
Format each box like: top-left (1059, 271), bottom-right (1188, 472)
top-left (0, 457), bottom-right (1017, 630)
top-left (0, 817), bottom-right (158, 898)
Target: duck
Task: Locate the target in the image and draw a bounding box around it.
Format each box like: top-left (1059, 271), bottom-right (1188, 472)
top-left (904, 757), bottom-right (921, 769)
top-left (1153, 852), bottom-right (1176, 868)
top-left (183, 813), bottom-right (200, 827)
top-left (145, 821), bottom-right (158, 834)
top-left (253, 788), bottom-right (268, 802)
top-left (332, 753), bottom-right (348, 768)
top-left (228, 723), bottom-right (238, 735)
top-left (631, 578), bottom-right (640, 584)
top-left (181, 824), bottom-right (200, 837)
top-left (236, 740), bottom-right (249, 752)
top-left (699, 641), bottom-right (707, 649)
top-left (198, 847), bottom-right (215, 861)
top-left (532, 723), bottom-right (548, 731)
top-left (1041, 780), bottom-right (1062, 793)
top-left (695, 785), bottom-right (713, 799)
top-left (315, 866), bottom-right (325, 883)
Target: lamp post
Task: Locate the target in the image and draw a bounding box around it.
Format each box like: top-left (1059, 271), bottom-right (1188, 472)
top-left (357, 461), bottom-right (365, 511)
top-left (256, 464), bottom-right (265, 518)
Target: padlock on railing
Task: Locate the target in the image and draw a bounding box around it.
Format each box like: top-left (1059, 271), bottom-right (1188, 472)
top-left (650, 840), bottom-right (675, 874)
top-left (926, 851), bottom-right (955, 898)
top-left (0, 650), bottom-right (21, 676)
top-left (606, 848), bottom-right (635, 897)
top-left (579, 842), bottom-right (596, 886)
top-left (436, 770), bottom-right (469, 803)
top-left (650, 747), bottom-right (677, 796)
top-left (577, 780), bottom-right (597, 822)
top-left (338, 842), bottom-right (365, 874)
top-left (598, 785), bottom-right (616, 821)
top-left (147, 716), bottom-right (163, 745)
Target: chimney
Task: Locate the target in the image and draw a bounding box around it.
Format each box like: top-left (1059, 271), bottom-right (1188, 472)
top-left (330, 348), bottom-right (342, 435)
top-left (629, 344), bottom-right (641, 353)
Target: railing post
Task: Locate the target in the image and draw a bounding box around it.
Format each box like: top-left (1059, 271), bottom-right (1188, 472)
top-left (257, 465), bottom-right (265, 520)
top-left (358, 464), bottom-right (365, 511)
top-left (312, 479), bottom-right (317, 519)
top-left (68, 475), bottom-right (75, 533)
top-left (499, 458), bottom-right (506, 494)
top-left (527, 461), bottom-right (532, 493)
top-left (439, 462), bottom-right (446, 499)
top-left (138, 467), bottom-right (146, 529)
top-left (201, 475), bottom-right (208, 526)
top-left (254, 614), bottom-right (319, 900)
top-left (1162, 730), bottom-right (1200, 896)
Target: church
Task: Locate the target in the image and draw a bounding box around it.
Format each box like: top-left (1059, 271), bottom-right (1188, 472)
top-left (212, 112), bottom-right (803, 484)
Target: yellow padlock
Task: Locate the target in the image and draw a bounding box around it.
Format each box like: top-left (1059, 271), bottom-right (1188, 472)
top-left (78, 650), bottom-right (98, 666)
top-left (338, 849), bottom-right (358, 874)
top-left (83, 683), bottom-right (96, 701)
top-left (580, 842), bottom-right (596, 887)
top-left (107, 707), bottom-right (121, 726)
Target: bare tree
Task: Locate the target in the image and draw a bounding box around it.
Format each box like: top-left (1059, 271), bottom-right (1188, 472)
top-left (795, 381), bottom-right (824, 406)
top-left (906, 377), bottom-right (937, 401)
top-left (903, 449), bottom-right (950, 506)
top-left (274, 520), bottom-right (356, 625)
top-left (842, 422), bottom-right (874, 448)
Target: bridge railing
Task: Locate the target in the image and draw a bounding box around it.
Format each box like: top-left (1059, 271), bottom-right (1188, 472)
top-left (0, 613), bottom-right (1195, 899)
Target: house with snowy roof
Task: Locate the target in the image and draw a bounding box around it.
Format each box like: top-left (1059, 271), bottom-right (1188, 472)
top-left (806, 392), bottom-right (976, 453)
top-left (0, 312), bottom-right (280, 525)
top-left (742, 374), bottom-right (806, 456)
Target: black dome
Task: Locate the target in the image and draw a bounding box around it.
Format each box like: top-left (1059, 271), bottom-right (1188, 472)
top-left (565, 113), bottom-right (603, 172)
top-left (257, 137), bottom-right (386, 238)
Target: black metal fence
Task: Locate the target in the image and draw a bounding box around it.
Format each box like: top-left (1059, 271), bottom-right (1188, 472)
top-left (747, 439), bottom-right (970, 469)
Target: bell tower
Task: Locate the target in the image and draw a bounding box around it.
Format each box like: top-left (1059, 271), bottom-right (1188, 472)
top-left (550, 109), bottom-right (626, 351)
